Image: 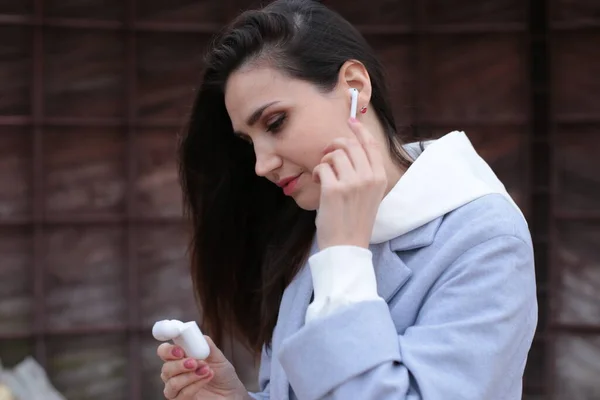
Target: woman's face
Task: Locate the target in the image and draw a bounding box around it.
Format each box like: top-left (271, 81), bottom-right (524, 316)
top-left (225, 65), bottom-right (357, 210)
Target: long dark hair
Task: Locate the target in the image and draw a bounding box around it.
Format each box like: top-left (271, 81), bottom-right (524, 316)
top-left (178, 0), bottom-right (411, 354)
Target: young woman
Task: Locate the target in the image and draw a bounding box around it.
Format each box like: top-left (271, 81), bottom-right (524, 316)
top-left (156, 0), bottom-right (538, 399)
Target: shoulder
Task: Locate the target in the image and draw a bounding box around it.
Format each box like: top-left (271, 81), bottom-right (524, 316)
top-left (435, 193), bottom-right (532, 254)
top-left (378, 193), bottom-right (537, 353)
top-left (384, 193), bottom-right (537, 326)
top-left (408, 193), bottom-right (537, 301)
top-left (388, 193), bottom-right (532, 258)
top-left (385, 193), bottom-right (534, 294)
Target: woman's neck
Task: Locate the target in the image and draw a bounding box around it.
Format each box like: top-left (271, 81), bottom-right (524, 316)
top-left (361, 112), bottom-right (406, 197)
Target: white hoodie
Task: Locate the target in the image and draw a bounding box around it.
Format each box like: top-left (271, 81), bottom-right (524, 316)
top-left (306, 131), bottom-right (525, 323)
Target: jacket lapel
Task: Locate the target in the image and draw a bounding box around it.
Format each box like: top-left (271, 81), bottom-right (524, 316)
top-left (371, 241), bottom-right (412, 302)
top-left (389, 216), bottom-right (442, 252)
top-left (373, 216), bottom-right (443, 302)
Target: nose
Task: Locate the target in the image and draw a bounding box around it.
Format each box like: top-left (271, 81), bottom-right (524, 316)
top-left (254, 144), bottom-right (281, 177)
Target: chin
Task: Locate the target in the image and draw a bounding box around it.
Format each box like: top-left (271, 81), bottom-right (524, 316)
top-left (292, 192), bottom-right (319, 211)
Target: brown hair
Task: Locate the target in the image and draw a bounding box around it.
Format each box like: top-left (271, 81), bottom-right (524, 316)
top-left (178, 0), bottom-right (411, 354)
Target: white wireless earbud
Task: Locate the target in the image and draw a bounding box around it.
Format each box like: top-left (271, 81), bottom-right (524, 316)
top-left (348, 88), bottom-right (359, 119)
top-left (152, 319), bottom-right (210, 360)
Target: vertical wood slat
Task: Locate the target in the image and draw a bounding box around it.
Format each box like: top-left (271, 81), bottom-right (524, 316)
top-left (412, 0), bottom-right (426, 138)
top-left (126, 0), bottom-right (141, 398)
top-left (32, 0), bottom-right (46, 368)
top-left (224, 0), bottom-right (235, 23)
top-left (545, 0), bottom-right (558, 395)
top-left (528, 0), bottom-right (553, 397)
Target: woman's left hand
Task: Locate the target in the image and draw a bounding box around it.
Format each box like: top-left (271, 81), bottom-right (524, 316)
top-left (312, 117), bottom-right (388, 250)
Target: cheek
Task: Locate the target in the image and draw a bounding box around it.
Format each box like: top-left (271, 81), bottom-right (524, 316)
top-left (282, 101), bottom-right (349, 169)
top-left (292, 125), bottom-right (339, 164)
top-left (295, 140), bottom-right (327, 171)
top-left (280, 145), bottom-right (319, 172)
top-left (278, 130), bottom-right (325, 168)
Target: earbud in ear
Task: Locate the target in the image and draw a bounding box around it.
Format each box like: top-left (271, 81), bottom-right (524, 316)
top-left (348, 88), bottom-right (359, 119)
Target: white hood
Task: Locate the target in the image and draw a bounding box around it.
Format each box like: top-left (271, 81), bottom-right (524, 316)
top-left (370, 131), bottom-right (524, 244)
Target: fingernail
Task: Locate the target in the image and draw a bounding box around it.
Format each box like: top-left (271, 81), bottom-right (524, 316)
top-left (195, 366), bottom-right (210, 376)
top-left (172, 347), bottom-right (183, 358)
top-left (184, 359), bottom-right (196, 369)
top-left (349, 117), bottom-right (358, 123)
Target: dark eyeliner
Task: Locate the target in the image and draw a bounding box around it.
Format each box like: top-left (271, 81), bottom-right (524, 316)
top-left (266, 114), bottom-right (286, 133)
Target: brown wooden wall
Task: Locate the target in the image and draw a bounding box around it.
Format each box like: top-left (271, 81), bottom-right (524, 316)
top-left (0, 0), bottom-right (598, 399)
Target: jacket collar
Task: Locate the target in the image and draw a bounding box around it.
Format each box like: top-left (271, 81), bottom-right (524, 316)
top-left (389, 216), bottom-right (443, 252)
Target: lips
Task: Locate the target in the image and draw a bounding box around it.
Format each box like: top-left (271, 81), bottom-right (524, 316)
top-left (277, 174), bottom-right (301, 188)
top-left (277, 174), bottom-right (301, 195)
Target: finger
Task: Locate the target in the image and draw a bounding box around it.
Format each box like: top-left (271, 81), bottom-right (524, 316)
top-left (348, 118), bottom-right (385, 175)
top-left (177, 368), bottom-right (215, 398)
top-left (323, 138), bottom-right (370, 175)
top-left (161, 358), bottom-right (206, 382)
top-left (320, 149), bottom-right (355, 180)
top-left (157, 343), bottom-right (186, 362)
top-left (164, 366), bottom-right (212, 399)
top-left (312, 163), bottom-right (337, 186)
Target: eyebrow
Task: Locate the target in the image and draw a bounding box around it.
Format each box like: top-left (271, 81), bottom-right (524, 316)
top-left (246, 101), bottom-right (280, 127)
top-left (233, 101), bottom-right (280, 138)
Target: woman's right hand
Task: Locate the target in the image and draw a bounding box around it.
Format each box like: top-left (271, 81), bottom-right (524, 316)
top-left (157, 335), bottom-right (248, 399)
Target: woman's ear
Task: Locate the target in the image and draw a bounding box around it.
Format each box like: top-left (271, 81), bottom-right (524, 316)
top-left (338, 60), bottom-right (372, 108)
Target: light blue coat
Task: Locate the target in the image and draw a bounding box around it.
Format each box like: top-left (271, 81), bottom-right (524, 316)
top-left (249, 193), bottom-right (538, 400)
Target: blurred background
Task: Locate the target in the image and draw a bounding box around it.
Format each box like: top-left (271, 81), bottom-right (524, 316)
top-left (0, 0), bottom-right (598, 399)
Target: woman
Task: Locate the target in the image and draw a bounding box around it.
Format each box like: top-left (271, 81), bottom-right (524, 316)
top-left (157, 0), bottom-right (538, 399)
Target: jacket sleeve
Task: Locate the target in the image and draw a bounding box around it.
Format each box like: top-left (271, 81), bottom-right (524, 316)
top-left (277, 234), bottom-right (538, 400)
top-left (247, 343), bottom-right (271, 399)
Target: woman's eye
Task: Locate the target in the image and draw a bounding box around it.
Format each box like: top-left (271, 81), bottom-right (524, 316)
top-left (266, 114), bottom-right (286, 133)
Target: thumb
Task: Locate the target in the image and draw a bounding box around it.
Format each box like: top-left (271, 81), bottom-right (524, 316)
top-left (202, 335), bottom-right (228, 364)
